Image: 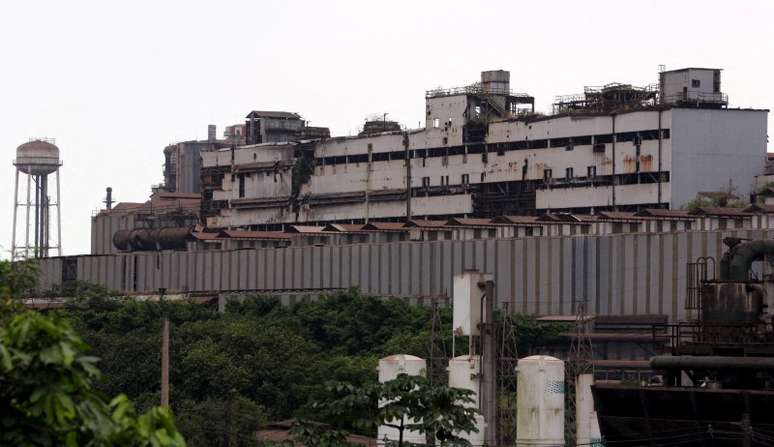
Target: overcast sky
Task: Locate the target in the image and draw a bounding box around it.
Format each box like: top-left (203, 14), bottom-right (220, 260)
top-left (1, 0), bottom-right (772, 258)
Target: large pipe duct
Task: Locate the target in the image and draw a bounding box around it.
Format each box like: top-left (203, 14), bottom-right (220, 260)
top-left (113, 226), bottom-right (193, 252)
top-left (719, 239), bottom-right (774, 281)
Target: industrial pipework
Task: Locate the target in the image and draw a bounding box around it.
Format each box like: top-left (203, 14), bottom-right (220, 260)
top-left (718, 237), bottom-right (774, 281)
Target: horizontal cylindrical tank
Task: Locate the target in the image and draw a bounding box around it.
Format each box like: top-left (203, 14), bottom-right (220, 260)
top-left (15, 140), bottom-right (61, 175)
top-left (517, 355), bottom-right (565, 447)
top-left (377, 355), bottom-right (426, 446)
top-left (113, 227), bottom-right (194, 252)
top-left (448, 355), bottom-right (485, 445)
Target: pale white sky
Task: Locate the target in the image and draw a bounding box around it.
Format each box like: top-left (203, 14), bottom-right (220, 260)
top-left (1, 0), bottom-right (772, 258)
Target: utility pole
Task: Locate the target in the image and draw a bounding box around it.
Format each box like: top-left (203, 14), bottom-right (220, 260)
top-left (479, 279), bottom-right (497, 446)
top-left (160, 288), bottom-right (170, 407)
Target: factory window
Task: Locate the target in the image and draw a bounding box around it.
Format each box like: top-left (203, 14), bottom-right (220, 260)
top-left (422, 176), bottom-right (430, 188)
top-left (474, 229), bottom-right (482, 239)
top-left (661, 129), bottom-right (671, 139)
top-left (481, 172), bottom-right (486, 182)
top-left (691, 79), bottom-right (701, 88)
top-left (616, 132), bottom-right (637, 143)
top-left (488, 229), bottom-right (497, 238)
top-left (461, 174), bottom-right (469, 185)
top-left (587, 166), bottom-right (597, 178)
top-left (543, 169), bottom-right (552, 181)
top-left (573, 135), bottom-right (592, 146)
top-left (596, 134), bottom-right (614, 144)
top-left (443, 137), bottom-right (448, 145)
top-left (433, 118), bottom-right (440, 128)
top-left (253, 153), bottom-right (257, 160)
top-left (238, 174), bottom-right (245, 198)
top-left (565, 167), bottom-right (573, 179)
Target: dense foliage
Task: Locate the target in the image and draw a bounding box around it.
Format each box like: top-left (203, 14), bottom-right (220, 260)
top-left (3, 259), bottom-right (567, 446)
top-left (312, 373), bottom-right (479, 446)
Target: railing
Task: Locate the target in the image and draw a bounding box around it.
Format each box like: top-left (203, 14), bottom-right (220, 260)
top-left (654, 321), bottom-right (774, 353)
top-left (425, 83), bottom-right (532, 99)
top-left (662, 91), bottom-right (728, 105)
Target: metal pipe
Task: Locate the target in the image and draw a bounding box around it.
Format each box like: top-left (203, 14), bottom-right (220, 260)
top-left (651, 355), bottom-right (774, 370)
top-left (719, 239), bottom-right (774, 281)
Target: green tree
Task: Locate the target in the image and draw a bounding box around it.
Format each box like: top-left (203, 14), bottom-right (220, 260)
top-left (314, 374), bottom-right (479, 446)
top-left (0, 310), bottom-right (186, 446)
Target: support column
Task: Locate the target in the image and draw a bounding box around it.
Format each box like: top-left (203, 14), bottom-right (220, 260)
top-left (481, 279), bottom-right (497, 446)
top-left (11, 169), bottom-right (19, 260)
top-left (25, 169), bottom-right (31, 258)
top-left (56, 169), bottom-right (62, 256)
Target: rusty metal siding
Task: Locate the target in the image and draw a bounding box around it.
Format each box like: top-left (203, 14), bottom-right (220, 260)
top-left (37, 229), bottom-right (774, 321)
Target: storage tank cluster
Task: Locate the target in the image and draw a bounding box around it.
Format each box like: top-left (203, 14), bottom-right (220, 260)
top-left (377, 271), bottom-right (572, 446)
top-left (377, 354), bottom-right (427, 445)
top-left (377, 353), bottom-right (568, 446)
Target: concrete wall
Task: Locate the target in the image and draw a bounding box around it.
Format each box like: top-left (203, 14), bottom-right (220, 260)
top-left (42, 228), bottom-right (774, 322)
top-left (671, 108), bottom-right (767, 207)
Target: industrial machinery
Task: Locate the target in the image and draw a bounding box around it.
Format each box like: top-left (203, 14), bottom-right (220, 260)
top-left (593, 238), bottom-right (774, 446)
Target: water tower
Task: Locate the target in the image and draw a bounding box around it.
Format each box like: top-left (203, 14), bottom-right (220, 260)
top-left (11, 138), bottom-right (62, 259)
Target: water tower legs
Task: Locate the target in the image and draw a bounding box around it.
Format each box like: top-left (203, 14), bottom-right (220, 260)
top-left (11, 170), bottom-right (18, 260)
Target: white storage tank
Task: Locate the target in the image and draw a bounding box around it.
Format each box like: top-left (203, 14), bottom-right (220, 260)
top-left (516, 355), bottom-right (565, 447)
top-left (377, 355), bottom-right (427, 446)
top-left (448, 355), bottom-right (486, 446)
top-left (576, 373), bottom-right (602, 447)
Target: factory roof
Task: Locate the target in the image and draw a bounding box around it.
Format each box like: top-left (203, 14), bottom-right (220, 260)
top-left (446, 217), bottom-right (506, 227)
top-left (189, 231), bottom-right (220, 241)
top-left (404, 219), bottom-right (451, 229)
top-left (361, 222), bottom-right (408, 231)
top-left (634, 208), bottom-right (694, 219)
top-left (245, 110), bottom-right (301, 120)
top-left (322, 223), bottom-right (367, 233)
top-left (689, 207), bottom-right (753, 217)
top-left (595, 211), bottom-right (644, 222)
top-left (660, 67), bottom-right (721, 73)
top-left (285, 225), bottom-right (327, 234)
top-left (743, 204), bottom-right (774, 214)
top-left (219, 230), bottom-right (290, 240)
top-left (490, 215), bottom-right (542, 225)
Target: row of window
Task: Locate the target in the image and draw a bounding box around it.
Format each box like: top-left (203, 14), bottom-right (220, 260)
top-left (317, 129), bottom-right (671, 166)
top-left (416, 170), bottom-right (668, 192)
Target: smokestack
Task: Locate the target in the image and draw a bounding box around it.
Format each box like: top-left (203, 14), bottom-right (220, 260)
top-left (207, 124), bottom-right (216, 142)
top-left (105, 187), bottom-right (114, 210)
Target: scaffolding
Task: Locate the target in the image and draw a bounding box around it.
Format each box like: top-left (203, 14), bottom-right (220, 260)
top-left (553, 83), bottom-right (659, 114)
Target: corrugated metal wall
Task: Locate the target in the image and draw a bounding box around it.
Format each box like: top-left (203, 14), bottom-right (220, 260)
top-left (41, 229), bottom-right (774, 320)
top-left (91, 213), bottom-right (138, 255)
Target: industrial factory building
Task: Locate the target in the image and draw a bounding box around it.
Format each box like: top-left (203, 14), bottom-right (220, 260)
top-left (186, 67), bottom-right (766, 230)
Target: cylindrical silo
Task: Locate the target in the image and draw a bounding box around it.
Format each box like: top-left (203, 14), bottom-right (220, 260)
top-left (377, 355), bottom-right (427, 446)
top-left (575, 373), bottom-right (602, 447)
top-left (448, 355), bottom-right (486, 446)
top-left (516, 355), bottom-right (565, 447)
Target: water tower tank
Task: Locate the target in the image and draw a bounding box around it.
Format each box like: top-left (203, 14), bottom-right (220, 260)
top-left (516, 355), bottom-right (565, 447)
top-left (448, 355), bottom-right (486, 445)
top-left (377, 355), bottom-right (426, 445)
top-left (15, 140), bottom-right (60, 175)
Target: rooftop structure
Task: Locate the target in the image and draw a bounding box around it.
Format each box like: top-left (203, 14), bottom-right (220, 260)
top-left (192, 66), bottom-right (766, 231)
